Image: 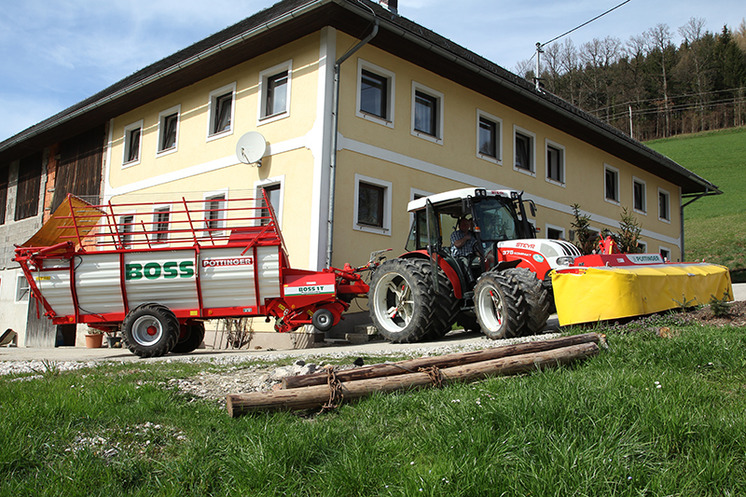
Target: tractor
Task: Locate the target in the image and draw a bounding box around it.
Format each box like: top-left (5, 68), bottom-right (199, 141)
top-left (368, 188), bottom-right (581, 342)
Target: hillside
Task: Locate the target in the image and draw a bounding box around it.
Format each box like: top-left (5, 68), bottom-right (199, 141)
top-left (646, 127), bottom-right (746, 280)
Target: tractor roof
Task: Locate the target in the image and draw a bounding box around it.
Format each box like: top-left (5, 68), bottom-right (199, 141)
top-left (407, 188), bottom-right (518, 213)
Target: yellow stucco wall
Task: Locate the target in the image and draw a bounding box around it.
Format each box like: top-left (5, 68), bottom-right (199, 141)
top-left (106, 32), bottom-right (325, 269)
top-left (332, 32), bottom-right (682, 263)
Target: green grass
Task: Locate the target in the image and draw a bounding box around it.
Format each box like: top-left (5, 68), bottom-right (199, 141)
top-left (646, 127), bottom-right (746, 277)
top-left (2, 319), bottom-right (746, 496)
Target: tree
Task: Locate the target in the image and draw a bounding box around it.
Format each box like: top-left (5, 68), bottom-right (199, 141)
top-left (570, 204), bottom-right (596, 255)
top-left (616, 208), bottom-right (643, 253)
top-left (645, 24), bottom-right (675, 136)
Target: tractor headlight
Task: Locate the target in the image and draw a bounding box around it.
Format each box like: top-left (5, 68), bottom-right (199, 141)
top-left (556, 256), bottom-right (575, 266)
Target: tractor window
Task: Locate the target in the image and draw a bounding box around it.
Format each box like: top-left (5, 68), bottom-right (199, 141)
top-left (405, 210), bottom-right (448, 252)
top-left (472, 197), bottom-right (519, 242)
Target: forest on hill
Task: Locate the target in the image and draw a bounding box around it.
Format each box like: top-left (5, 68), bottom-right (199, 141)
top-left (517, 18), bottom-right (746, 141)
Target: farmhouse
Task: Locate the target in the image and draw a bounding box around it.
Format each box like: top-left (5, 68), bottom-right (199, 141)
top-left (0, 0), bottom-right (721, 347)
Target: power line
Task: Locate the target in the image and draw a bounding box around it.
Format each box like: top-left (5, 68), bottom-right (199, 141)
top-left (541, 0), bottom-right (633, 48)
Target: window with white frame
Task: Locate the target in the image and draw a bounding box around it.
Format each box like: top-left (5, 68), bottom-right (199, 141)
top-left (203, 193), bottom-right (226, 236)
top-left (658, 188), bottom-right (670, 222)
top-left (122, 121), bottom-right (143, 165)
top-left (546, 140), bottom-right (565, 184)
top-left (411, 83), bottom-right (443, 142)
top-left (354, 174), bottom-right (391, 234)
top-left (258, 183), bottom-right (282, 226)
top-left (157, 106), bottom-right (180, 154)
top-left (118, 214), bottom-right (134, 248)
top-left (208, 83), bottom-right (235, 137)
top-left (546, 225), bottom-right (565, 240)
top-left (633, 178), bottom-right (646, 213)
top-left (259, 61), bottom-right (291, 122)
top-left (637, 240), bottom-right (647, 253)
top-left (152, 206), bottom-right (170, 243)
top-left (604, 164), bottom-right (620, 203)
top-left (357, 60), bottom-right (395, 125)
top-left (514, 126), bottom-right (535, 174)
top-left (477, 111), bottom-right (501, 162)
top-left (15, 274), bottom-right (29, 302)
top-left (659, 247), bottom-right (671, 261)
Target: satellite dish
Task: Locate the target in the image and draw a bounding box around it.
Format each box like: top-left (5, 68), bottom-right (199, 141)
top-left (236, 132), bottom-right (267, 166)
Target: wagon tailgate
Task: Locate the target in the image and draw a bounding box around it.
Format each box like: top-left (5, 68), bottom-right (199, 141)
top-left (19, 195), bottom-right (104, 248)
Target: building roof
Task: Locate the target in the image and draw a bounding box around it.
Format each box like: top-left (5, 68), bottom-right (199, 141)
top-left (0, 0), bottom-right (721, 197)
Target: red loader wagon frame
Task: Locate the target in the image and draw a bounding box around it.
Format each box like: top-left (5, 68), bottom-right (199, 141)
top-left (14, 193), bottom-right (370, 357)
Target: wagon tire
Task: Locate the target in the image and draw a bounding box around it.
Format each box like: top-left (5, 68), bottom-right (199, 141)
top-left (122, 304), bottom-right (180, 358)
top-left (473, 271), bottom-right (527, 340)
top-left (369, 259), bottom-right (445, 343)
top-left (172, 322), bottom-right (205, 354)
top-left (312, 309), bottom-right (334, 332)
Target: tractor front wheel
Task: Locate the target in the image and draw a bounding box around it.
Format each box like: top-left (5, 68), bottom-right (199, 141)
top-left (473, 272), bottom-right (527, 339)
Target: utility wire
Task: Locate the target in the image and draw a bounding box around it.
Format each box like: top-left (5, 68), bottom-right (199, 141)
top-left (541, 0), bottom-right (632, 47)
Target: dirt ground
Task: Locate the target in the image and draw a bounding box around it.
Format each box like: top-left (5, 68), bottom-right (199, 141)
top-left (680, 299), bottom-right (746, 327)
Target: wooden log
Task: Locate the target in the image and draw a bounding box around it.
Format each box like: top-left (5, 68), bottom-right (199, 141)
top-left (281, 332), bottom-right (603, 389)
top-left (227, 341), bottom-right (599, 417)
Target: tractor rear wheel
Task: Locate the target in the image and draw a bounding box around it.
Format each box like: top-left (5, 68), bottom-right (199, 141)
top-left (172, 322), bottom-right (205, 354)
top-left (473, 271), bottom-right (527, 339)
top-left (369, 258), bottom-right (449, 343)
top-left (505, 267), bottom-right (551, 336)
top-left (122, 304), bottom-right (180, 358)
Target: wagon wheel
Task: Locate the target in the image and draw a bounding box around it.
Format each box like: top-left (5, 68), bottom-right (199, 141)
top-left (172, 322), bottom-right (206, 354)
top-left (122, 304), bottom-right (179, 358)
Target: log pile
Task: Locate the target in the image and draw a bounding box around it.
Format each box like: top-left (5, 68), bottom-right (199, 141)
top-left (226, 333), bottom-right (603, 417)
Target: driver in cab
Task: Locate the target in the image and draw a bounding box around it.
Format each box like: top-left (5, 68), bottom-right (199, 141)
top-left (451, 217), bottom-right (476, 258)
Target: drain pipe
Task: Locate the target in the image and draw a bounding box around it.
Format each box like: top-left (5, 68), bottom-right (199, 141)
top-left (325, 15), bottom-right (379, 268)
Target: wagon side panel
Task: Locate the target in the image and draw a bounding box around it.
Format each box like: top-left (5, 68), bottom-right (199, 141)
top-left (74, 253), bottom-right (125, 316)
top-left (35, 258), bottom-right (76, 318)
top-left (123, 251), bottom-right (199, 311)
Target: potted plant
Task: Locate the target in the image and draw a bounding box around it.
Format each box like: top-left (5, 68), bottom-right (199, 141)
top-left (84, 328), bottom-right (104, 348)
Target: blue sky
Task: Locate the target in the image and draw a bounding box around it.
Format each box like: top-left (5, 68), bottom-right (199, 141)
top-left (0, 0), bottom-right (743, 141)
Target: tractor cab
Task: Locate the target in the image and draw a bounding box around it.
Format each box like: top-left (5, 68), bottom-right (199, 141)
top-left (405, 188), bottom-right (536, 283)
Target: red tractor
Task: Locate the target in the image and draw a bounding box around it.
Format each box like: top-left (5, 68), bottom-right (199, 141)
top-left (368, 188), bottom-right (581, 342)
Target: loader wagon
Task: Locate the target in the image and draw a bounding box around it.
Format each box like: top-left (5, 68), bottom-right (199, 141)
top-left (14, 194), bottom-right (369, 357)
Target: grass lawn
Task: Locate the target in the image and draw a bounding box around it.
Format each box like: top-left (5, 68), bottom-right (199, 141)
top-left (647, 127), bottom-right (746, 278)
top-left (2, 317), bottom-right (745, 496)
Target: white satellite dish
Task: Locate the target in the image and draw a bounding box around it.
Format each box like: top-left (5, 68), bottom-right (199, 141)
top-left (235, 132), bottom-right (267, 166)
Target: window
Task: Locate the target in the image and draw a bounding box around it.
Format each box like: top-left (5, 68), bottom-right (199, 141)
top-left (637, 241), bottom-right (647, 253)
top-left (0, 163), bottom-right (9, 225)
top-left (354, 174), bottom-right (392, 235)
top-left (633, 178), bottom-right (646, 213)
top-left (208, 83), bottom-right (235, 138)
top-left (411, 83), bottom-right (443, 142)
top-left (152, 207), bottom-right (170, 243)
top-left (660, 247), bottom-right (671, 261)
top-left (546, 225), bottom-right (565, 240)
top-left (204, 193), bottom-right (226, 235)
top-left (546, 140), bottom-right (565, 184)
top-left (514, 127), bottom-right (535, 174)
top-left (16, 275), bottom-right (30, 302)
top-left (658, 188), bottom-right (670, 222)
top-left (118, 215), bottom-right (134, 248)
top-left (260, 184), bottom-right (281, 226)
top-left (477, 111), bottom-right (502, 162)
top-left (259, 62), bottom-right (291, 123)
top-left (157, 106), bottom-right (180, 154)
top-left (604, 165), bottom-right (620, 203)
top-left (123, 121), bottom-right (143, 165)
top-left (15, 153), bottom-right (42, 221)
top-left (357, 60), bottom-right (395, 126)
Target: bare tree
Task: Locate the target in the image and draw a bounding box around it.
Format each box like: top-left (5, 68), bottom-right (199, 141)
top-left (645, 24), bottom-right (674, 136)
top-left (678, 17), bottom-right (709, 131)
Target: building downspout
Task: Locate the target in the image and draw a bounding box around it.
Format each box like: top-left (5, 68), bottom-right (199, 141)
top-left (325, 15), bottom-right (379, 268)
